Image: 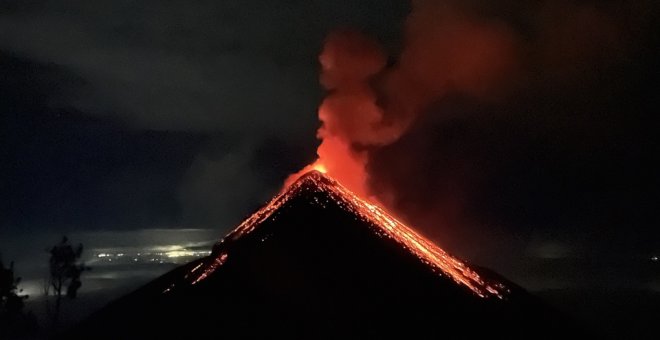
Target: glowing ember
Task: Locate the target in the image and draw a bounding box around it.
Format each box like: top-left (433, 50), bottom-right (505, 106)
top-left (187, 170), bottom-right (507, 299)
top-left (189, 253), bottom-right (228, 286)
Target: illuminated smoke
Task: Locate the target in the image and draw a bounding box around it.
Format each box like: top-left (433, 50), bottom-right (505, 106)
top-left (284, 31), bottom-right (391, 197)
top-left (286, 1), bottom-right (519, 198)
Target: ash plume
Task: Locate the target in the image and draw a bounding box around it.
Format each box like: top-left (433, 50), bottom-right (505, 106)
top-left (302, 0), bottom-right (658, 257)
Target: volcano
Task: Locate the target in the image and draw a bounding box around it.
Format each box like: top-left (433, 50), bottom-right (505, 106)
top-left (66, 171), bottom-right (583, 339)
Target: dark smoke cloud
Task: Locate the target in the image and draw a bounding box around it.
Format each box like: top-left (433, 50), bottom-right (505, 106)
top-left (0, 0), bottom-right (409, 231)
top-left (310, 0), bottom-right (659, 262)
top-left (361, 0), bottom-right (660, 261)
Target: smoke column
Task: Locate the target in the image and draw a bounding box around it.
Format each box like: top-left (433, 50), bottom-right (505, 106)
top-left (286, 0), bottom-right (519, 200)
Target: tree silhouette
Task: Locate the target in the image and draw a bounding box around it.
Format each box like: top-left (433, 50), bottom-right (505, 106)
top-left (46, 236), bottom-right (90, 325)
top-left (1, 255), bottom-right (33, 337)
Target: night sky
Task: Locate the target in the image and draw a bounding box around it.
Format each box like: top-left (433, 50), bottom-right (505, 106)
top-left (1, 0), bottom-right (659, 334)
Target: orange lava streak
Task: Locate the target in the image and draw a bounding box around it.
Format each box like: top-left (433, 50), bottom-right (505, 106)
top-left (189, 171), bottom-right (506, 299)
top-left (313, 172), bottom-right (505, 299)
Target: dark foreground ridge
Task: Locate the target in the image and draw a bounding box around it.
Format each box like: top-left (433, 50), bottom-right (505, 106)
top-left (65, 171), bottom-right (586, 339)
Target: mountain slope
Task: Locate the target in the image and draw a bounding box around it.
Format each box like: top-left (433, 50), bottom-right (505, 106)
top-left (66, 171), bottom-right (583, 339)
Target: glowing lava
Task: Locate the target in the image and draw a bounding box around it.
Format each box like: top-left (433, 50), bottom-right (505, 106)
top-left (283, 136), bottom-right (368, 197)
top-left (284, 160), bottom-right (327, 188)
top-left (312, 162), bottom-right (327, 174)
top-left (188, 170), bottom-right (507, 299)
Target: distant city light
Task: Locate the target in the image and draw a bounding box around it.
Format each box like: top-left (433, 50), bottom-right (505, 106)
top-left (166, 250), bottom-right (195, 258)
top-left (92, 247), bottom-right (211, 264)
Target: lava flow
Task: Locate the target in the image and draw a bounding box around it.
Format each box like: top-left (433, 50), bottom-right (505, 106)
top-left (189, 170), bottom-right (507, 299)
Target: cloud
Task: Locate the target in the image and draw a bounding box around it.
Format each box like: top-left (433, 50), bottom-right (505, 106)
top-left (0, 0), bottom-right (408, 134)
top-left (0, 0), bottom-right (409, 231)
top-left (364, 0), bottom-right (660, 258)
